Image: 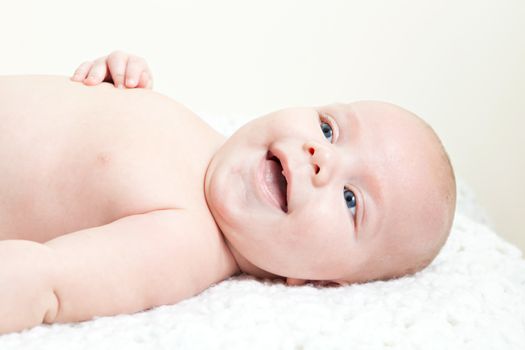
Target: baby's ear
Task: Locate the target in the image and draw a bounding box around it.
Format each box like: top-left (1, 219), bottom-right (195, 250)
top-left (285, 277), bottom-right (307, 286)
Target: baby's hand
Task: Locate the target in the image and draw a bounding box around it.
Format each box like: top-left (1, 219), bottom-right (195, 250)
top-left (71, 51), bottom-right (153, 89)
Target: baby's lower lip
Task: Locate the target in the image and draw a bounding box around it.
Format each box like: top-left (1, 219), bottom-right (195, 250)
top-left (256, 154), bottom-right (284, 212)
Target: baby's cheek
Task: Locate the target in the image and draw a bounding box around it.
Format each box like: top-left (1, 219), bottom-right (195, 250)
top-left (285, 214), bottom-right (328, 247)
top-left (285, 213), bottom-right (318, 240)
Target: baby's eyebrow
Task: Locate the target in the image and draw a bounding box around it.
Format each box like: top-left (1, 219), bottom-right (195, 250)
top-left (324, 105), bottom-right (358, 142)
top-left (343, 106), bottom-right (361, 139)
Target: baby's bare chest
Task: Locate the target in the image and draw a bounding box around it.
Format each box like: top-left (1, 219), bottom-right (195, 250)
top-left (0, 77), bottom-right (223, 242)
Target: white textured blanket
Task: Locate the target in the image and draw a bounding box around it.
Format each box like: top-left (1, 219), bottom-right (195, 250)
top-left (1, 116), bottom-right (524, 350)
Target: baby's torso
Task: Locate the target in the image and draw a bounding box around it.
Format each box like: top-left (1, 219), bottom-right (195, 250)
top-left (0, 76), bottom-right (224, 242)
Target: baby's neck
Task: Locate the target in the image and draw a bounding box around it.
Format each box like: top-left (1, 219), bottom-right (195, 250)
top-left (224, 239), bottom-right (281, 280)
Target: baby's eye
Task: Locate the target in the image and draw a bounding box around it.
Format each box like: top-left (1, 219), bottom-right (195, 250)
top-left (320, 121), bottom-right (333, 143)
top-left (318, 113), bottom-right (338, 143)
top-left (344, 188), bottom-right (357, 216)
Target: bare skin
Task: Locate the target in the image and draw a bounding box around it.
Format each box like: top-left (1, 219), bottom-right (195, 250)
top-left (0, 75), bottom-right (239, 333)
top-left (0, 52), bottom-right (455, 334)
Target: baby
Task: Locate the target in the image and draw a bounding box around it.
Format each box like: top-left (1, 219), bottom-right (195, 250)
top-left (0, 51), bottom-right (456, 334)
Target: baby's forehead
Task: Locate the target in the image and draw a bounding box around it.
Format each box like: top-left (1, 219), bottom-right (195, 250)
top-left (321, 101), bottom-right (419, 123)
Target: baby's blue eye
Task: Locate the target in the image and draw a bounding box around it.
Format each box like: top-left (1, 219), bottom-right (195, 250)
top-left (320, 121), bottom-right (333, 142)
top-left (344, 188), bottom-right (357, 216)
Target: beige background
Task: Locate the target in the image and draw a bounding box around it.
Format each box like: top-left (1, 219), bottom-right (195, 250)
top-left (1, 0), bottom-right (523, 252)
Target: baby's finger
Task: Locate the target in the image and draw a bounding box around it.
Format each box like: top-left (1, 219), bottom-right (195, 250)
top-left (84, 58), bottom-right (108, 86)
top-left (71, 61), bottom-right (93, 82)
top-left (137, 71), bottom-right (153, 89)
top-left (124, 56), bottom-right (147, 88)
top-left (107, 51), bottom-right (128, 88)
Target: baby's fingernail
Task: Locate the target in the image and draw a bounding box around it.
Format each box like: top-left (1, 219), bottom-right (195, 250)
top-left (117, 82), bottom-right (124, 89)
top-left (127, 79), bottom-right (136, 86)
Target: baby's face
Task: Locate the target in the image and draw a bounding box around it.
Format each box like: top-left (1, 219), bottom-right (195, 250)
top-left (205, 101), bottom-right (454, 284)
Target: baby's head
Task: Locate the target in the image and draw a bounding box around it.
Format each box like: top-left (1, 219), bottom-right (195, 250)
top-left (205, 101), bottom-right (456, 285)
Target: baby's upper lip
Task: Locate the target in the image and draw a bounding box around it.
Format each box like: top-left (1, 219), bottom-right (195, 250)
top-left (268, 146), bottom-right (292, 212)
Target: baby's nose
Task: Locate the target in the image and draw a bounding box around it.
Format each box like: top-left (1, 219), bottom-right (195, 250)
top-left (303, 141), bottom-right (338, 187)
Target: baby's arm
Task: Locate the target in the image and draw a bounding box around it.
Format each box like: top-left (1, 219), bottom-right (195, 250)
top-left (0, 210), bottom-right (234, 334)
top-left (71, 51), bottom-right (153, 89)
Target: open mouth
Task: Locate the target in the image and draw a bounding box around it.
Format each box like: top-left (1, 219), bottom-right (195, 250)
top-left (263, 150), bottom-right (288, 213)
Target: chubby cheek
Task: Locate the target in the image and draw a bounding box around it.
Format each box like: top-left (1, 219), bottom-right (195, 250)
top-left (279, 206), bottom-right (352, 275)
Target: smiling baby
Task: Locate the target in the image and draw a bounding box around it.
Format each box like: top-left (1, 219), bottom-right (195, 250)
top-left (0, 51), bottom-right (456, 334)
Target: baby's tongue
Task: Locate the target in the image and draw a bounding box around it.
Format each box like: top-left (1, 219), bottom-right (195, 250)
top-left (264, 159), bottom-right (287, 210)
